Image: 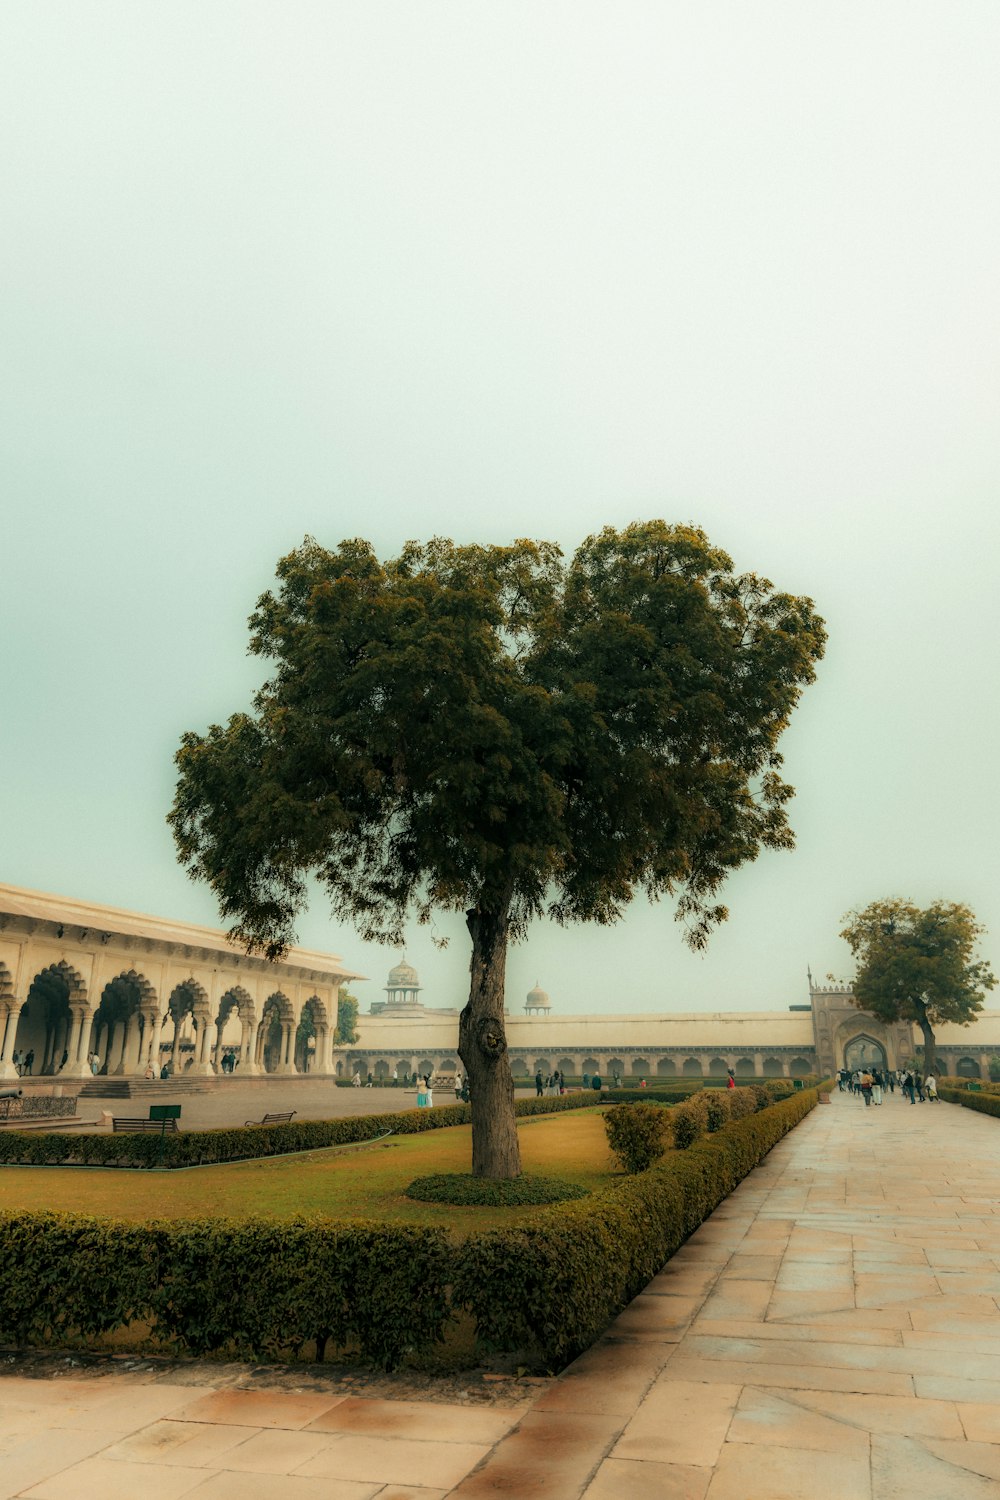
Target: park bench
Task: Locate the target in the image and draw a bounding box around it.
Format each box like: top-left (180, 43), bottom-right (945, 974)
top-left (112, 1117), bottom-right (178, 1134)
top-left (244, 1111), bottom-right (296, 1126)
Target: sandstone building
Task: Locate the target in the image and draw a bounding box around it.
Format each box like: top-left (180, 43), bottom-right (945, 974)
top-left (2, 883), bottom-right (998, 1082)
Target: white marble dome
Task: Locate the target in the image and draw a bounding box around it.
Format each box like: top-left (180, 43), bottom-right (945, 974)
top-left (387, 960), bottom-right (420, 988)
top-left (525, 983), bottom-right (552, 1011)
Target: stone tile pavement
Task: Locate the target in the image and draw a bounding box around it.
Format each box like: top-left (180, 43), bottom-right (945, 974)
top-left (4, 1088), bottom-right (1000, 1497)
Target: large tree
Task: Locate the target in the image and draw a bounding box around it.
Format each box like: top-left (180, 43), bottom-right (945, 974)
top-left (169, 522), bottom-right (825, 1177)
top-left (840, 898), bottom-right (997, 1076)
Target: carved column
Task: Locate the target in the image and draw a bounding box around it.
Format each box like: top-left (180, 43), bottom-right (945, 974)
top-left (0, 1003), bottom-right (23, 1079)
top-left (189, 1014), bottom-right (215, 1075)
top-left (60, 1010), bottom-right (90, 1079)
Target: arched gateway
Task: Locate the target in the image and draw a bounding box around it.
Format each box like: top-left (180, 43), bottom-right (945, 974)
top-left (0, 884), bottom-right (361, 1081)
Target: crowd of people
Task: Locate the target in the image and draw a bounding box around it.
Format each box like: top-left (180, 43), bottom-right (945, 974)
top-left (837, 1066), bottom-right (939, 1106)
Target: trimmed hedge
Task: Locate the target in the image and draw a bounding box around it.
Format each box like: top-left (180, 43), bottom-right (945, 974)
top-left (938, 1085), bottom-right (1000, 1117)
top-left (0, 1092), bottom-right (609, 1170)
top-left (603, 1102), bottom-right (672, 1172)
top-left (0, 1212), bottom-right (450, 1369)
top-left (405, 1173), bottom-right (588, 1207)
top-left (454, 1087), bottom-right (817, 1365)
top-left (0, 1089), bottom-right (817, 1370)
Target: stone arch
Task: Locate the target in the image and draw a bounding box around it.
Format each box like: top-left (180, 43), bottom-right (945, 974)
top-left (557, 1057), bottom-right (575, 1076)
top-left (257, 991), bottom-right (294, 1073)
top-left (656, 1057), bottom-right (677, 1076)
top-left (16, 962), bottom-right (88, 1075)
top-left (708, 1057), bottom-right (728, 1077)
top-left (631, 1057), bottom-right (649, 1076)
top-left (394, 1058), bottom-right (412, 1079)
top-left (295, 995), bottom-right (330, 1073)
top-left (90, 969), bottom-right (158, 1076)
top-left (214, 985), bottom-right (254, 1071)
top-left (164, 979), bottom-right (209, 1074)
top-left (582, 1057), bottom-right (600, 1075)
top-left (735, 1058), bottom-right (755, 1077)
top-left (534, 1058), bottom-right (551, 1074)
top-left (417, 1058), bottom-right (434, 1077)
top-left (790, 1057), bottom-right (812, 1077)
top-left (509, 1057), bottom-right (529, 1076)
top-left (607, 1057), bottom-right (625, 1077)
top-left (843, 1034), bottom-right (886, 1073)
top-left (682, 1057), bottom-right (703, 1077)
top-left (374, 1059), bottom-right (390, 1080)
top-left (440, 1058), bottom-right (457, 1073)
top-left (763, 1057), bottom-right (784, 1077)
top-left (956, 1056), bottom-right (981, 1078)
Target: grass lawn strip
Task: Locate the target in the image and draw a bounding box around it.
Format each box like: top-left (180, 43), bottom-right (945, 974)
top-left (0, 1107), bottom-right (615, 1237)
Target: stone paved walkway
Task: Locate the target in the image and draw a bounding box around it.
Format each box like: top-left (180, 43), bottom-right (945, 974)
top-left (3, 1089), bottom-right (1000, 1498)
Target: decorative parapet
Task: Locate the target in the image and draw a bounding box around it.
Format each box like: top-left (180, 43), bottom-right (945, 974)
top-left (0, 1094), bottom-right (78, 1121)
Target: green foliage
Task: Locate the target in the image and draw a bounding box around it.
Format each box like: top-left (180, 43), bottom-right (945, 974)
top-left (0, 1093), bottom-right (606, 1170)
top-left (168, 525), bottom-right (825, 1176)
top-left (454, 1089), bottom-right (817, 1365)
top-left (603, 1102), bottom-right (672, 1172)
top-left (840, 899), bottom-right (997, 1074)
top-left (170, 526), bottom-right (825, 954)
top-left (335, 990), bottom-right (359, 1045)
top-left (702, 1089), bottom-right (731, 1132)
top-left (988, 1056), bottom-right (1000, 1083)
top-left (405, 1174), bottom-right (588, 1206)
top-left (0, 1090), bottom-right (816, 1370)
top-left (671, 1094), bottom-right (709, 1148)
top-left (0, 1212), bottom-right (450, 1369)
top-left (938, 1085), bottom-right (1000, 1118)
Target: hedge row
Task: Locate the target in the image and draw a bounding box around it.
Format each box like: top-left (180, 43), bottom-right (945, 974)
top-left (0, 1092), bottom-right (610, 1170)
top-left (0, 1088), bottom-right (816, 1368)
top-left (457, 1087), bottom-right (816, 1365)
top-left (938, 1085), bottom-right (1000, 1118)
top-left (939, 1077), bottom-right (1000, 1095)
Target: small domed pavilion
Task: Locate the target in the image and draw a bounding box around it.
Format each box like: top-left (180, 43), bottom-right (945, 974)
top-left (524, 982), bottom-right (552, 1015)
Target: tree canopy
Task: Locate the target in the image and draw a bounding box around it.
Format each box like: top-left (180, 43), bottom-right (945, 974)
top-left (170, 521), bottom-right (826, 1175)
top-left (335, 990), bottom-right (359, 1046)
top-left (840, 898), bottom-right (997, 1076)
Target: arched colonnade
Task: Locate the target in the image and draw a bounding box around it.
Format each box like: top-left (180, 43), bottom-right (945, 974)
top-left (0, 889), bottom-right (359, 1081)
top-left (339, 1048), bottom-right (818, 1081)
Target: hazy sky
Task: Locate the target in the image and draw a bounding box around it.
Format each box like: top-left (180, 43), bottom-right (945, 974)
top-left (2, 3), bottom-right (998, 1016)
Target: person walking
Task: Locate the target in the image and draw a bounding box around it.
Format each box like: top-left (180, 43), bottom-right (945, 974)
top-left (535, 1070), bottom-right (544, 1098)
top-left (860, 1069), bottom-right (873, 1106)
top-left (872, 1070), bottom-right (883, 1107)
top-left (903, 1069), bottom-right (916, 1104)
top-left (925, 1073), bottom-right (938, 1101)
top-left (23, 1049), bottom-right (34, 1076)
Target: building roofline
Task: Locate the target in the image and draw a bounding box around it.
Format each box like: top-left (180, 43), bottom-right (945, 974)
top-left (0, 882), bottom-right (366, 984)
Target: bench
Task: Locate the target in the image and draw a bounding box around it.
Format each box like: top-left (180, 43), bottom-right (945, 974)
top-left (244, 1111), bottom-right (296, 1126)
top-left (112, 1117), bottom-right (178, 1134)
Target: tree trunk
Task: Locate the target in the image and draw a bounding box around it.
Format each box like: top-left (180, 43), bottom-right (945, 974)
top-left (915, 1000), bottom-right (937, 1077)
top-left (459, 907), bottom-right (522, 1180)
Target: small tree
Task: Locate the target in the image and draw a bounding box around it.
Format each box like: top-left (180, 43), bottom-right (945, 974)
top-left (335, 989), bottom-right (359, 1046)
top-left (604, 1103), bottom-right (671, 1172)
top-left (988, 1055), bottom-right (1000, 1083)
top-left (169, 523), bottom-right (825, 1178)
top-left (840, 899), bottom-right (997, 1077)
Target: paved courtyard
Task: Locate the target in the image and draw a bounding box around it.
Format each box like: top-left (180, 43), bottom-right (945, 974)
top-left (3, 1088), bottom-right (1000, 1497)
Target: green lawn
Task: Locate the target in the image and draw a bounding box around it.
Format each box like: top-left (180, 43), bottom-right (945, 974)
top-left (0, 1108), bottom-right (618, 1236)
